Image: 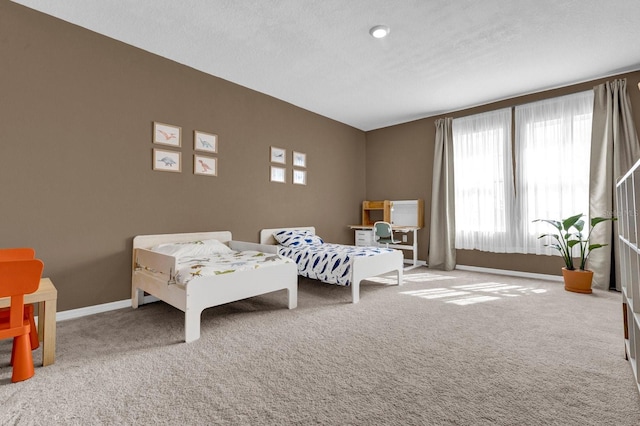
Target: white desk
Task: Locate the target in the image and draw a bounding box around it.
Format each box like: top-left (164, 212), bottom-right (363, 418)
top-left (349, 225), bottom-right (421, 268)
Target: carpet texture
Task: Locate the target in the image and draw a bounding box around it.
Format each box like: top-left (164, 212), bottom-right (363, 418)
top-left (1, 267), bottom-right (639, 425)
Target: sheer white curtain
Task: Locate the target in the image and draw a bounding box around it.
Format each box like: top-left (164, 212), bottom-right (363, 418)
top-left (452, 108), bottom-right (516, 252)
top-left (515, 90), bottom-right (594, 255)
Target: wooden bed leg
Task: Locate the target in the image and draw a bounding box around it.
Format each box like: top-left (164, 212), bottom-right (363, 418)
top-left (184, 309), bottom-right (202, 343)
top-left (131, 287), bottom-right (144, 308)
top-left (351, 281), bottom-right (360, 304)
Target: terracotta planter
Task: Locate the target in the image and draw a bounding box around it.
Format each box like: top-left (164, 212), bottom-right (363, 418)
top-left (562, 267), bottom-right (593, 294)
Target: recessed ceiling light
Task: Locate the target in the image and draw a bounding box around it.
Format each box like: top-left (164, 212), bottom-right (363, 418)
top-left (369, 25), bottom-right (390, 39)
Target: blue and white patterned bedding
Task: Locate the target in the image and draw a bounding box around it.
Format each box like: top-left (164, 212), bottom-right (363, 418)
top-left (277, 243), bottom-right (394, 287)
top-left (175, 251), bottom-right (293, 286)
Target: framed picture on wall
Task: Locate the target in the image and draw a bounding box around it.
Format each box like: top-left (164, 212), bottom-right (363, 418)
top-left (270, 146), bottom-right (286, 164)
top-left (194, 155), bottom-right (217, 176)
top-left (293, 169), bottom-right (307, 185)
top-left (153, 122), bottom-right (182, 147)
top-left (270, 166), bottom-right (286, 183)
top-left (153, 148), bottom-right (181, 172)
top-left (293, 151), bottom-right (306, 168)
top-left (194, 130), bottom-right (218, 153)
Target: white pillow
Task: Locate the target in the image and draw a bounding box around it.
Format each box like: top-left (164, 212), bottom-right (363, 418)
top-left (151, 239), bottom-right (233, 257)
top-left (273, 230), bottom-right (324, 247)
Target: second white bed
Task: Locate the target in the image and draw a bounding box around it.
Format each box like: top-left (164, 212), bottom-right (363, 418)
top-left (260, 227), bottom-right (403, 303)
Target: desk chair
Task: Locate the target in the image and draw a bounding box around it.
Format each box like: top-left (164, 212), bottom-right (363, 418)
top-left (373, 221), bottom-right (401, 248)
top-left (0, 259), bottom-right (44, 382)
top-left (0, 248), bottom-right (39, 350)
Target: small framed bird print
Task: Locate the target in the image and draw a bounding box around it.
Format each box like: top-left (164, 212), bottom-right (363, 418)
top-left (153, 149), bottom-right (181, 172)
top-left (194, 155), bottom-right (217, 176)
top-left (153, 122), bottom-right (182, 147)
top-left (194, 130), bottom-right (218, 153)
top-left (270, 146), bottom-right (286, 164)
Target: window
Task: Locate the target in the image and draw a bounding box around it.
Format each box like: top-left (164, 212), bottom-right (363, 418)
top-left (452, 91), bottom-right (594, 254)
top-left (452, 108), bottom-right (515, 252)
top-left (515, 91), bottom-right (594, 254)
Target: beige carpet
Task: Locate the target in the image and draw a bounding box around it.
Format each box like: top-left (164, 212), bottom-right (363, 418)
top-left (1, 267), bottom-right (639, 425)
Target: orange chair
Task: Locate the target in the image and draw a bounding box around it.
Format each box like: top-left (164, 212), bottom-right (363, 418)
top-left (0, 248), bottom-right (39, 350)
top-left (0, 259), bottom-right (44, 382)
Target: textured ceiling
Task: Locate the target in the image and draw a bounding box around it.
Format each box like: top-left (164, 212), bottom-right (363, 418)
top-left (11, 0), bottom-right (640, 131)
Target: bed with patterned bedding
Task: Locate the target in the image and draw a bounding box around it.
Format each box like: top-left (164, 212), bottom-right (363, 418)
top-left (259, 227), bottom-right (403, 303)
top-left (132, 231), bottom-right (297, 342)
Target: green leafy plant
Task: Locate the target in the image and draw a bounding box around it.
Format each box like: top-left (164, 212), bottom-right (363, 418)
top-left (533, 213), bottom-right (617, 271)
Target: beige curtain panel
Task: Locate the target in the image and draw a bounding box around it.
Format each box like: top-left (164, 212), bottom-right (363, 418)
top-left (589, 78), bottom-right (640, 290)
top-left (428, 117), bottom-right (456, 270)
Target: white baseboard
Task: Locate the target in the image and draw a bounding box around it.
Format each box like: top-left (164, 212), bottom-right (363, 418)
top-left (41, 295), bottom-right (160, 324)
top-left (455, 264), bottom-right (563, 282)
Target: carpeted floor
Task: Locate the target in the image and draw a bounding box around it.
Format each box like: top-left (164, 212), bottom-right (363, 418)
top-left (1, 267), bottom-right (639, 425)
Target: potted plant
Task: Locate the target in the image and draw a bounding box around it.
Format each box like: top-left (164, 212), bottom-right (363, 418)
top-left (533, 213), bottom-right (616, 294)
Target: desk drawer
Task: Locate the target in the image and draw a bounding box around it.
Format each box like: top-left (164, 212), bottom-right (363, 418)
top-left (355, 230), bottom-right (375, 247)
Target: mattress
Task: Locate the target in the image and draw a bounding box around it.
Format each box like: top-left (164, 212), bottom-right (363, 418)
top-left (175, 251), bottom-right (293, 285)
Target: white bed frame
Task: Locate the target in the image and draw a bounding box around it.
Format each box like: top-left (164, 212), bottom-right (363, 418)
top-left (259, 227), bottom-right (403, 304)
top-left (132, 231), bottom-right (298, 342)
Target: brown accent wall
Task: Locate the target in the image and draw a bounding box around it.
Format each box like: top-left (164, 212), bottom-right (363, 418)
top-left (1, 3), bottom-right (366, 311)
top-left (366, 70), bottom-right (640, 276)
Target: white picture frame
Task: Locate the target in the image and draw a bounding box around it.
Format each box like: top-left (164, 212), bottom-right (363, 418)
top-left (293, 169), bottom-right (307, 185)
top-left (153, 122), bottom-right (182, 147)
top-left (153, 148), bottom-right (181, 172)
top-left (194, 131), bottom-right (218, 153)
top-left (270, 166), bottom-right (286, 183)
top-left (194, 155), bottom-right (217, 176)
top-left (270, 146), bottom-right (286, 164)
top-left (293, 151), bottom-right (306, 168)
